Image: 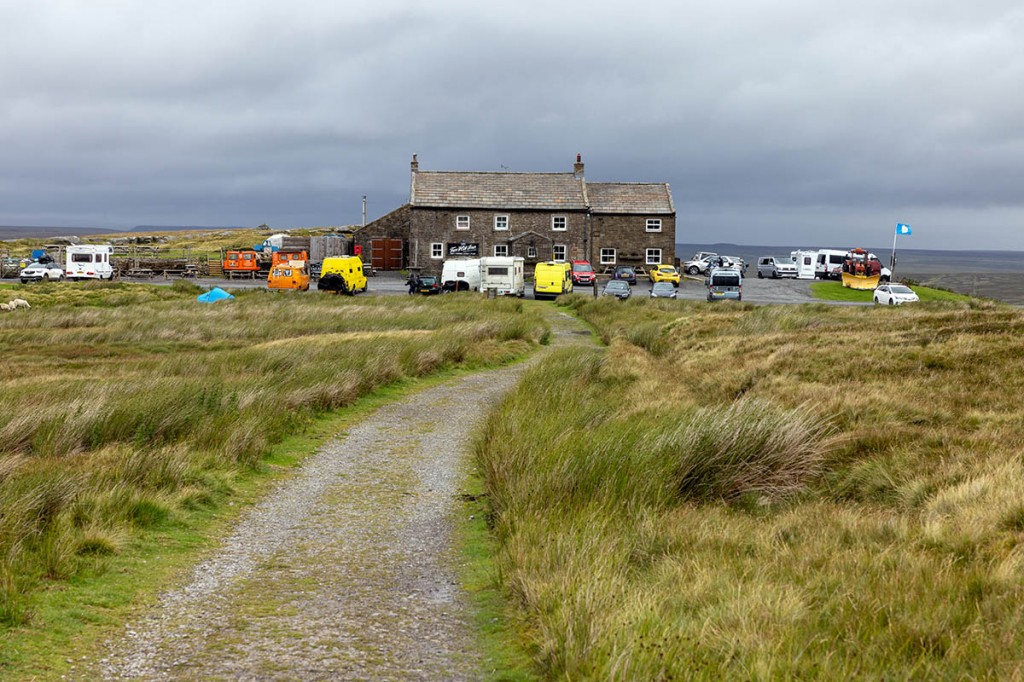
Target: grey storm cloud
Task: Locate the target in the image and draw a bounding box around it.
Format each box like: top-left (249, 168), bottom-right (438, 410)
top-left (1, 0), bottom-right (1022, 248)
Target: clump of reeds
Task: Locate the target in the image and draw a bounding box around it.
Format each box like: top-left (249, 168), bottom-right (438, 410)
top-left (658, 398), bottom-right (831, 501)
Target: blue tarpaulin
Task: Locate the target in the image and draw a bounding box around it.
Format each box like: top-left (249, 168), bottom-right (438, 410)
top-left (196, 287), bottom-right (235, 303)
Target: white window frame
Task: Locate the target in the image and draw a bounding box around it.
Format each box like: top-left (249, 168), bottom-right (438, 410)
top-left (456, 215), bottom-right (470, 230)
top-left (431, 242), bottom-right (443, 259)
top-left (646, 248), bottom-right (662, 265)
top-left (552, 244), bottom-right (567, 261)
top-left (527, 245), bottom-right (537, 259)
top-left (494, 215), bottom-right (509, 231)
top-left (646, 218), bottom-right (662, 232)
top-left (600, 248), bottom-right (616, 265)
top-left (551, 215), bottom-right (567, 231)
top-left (493, 244), bottom-right (509, 257)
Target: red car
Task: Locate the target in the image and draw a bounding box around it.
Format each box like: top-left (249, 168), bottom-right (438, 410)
top-left (571, 260), bottom-right (596, 285)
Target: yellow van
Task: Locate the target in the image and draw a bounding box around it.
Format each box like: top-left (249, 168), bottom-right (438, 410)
top-left (533, 261), bottom-right (573, 300)
top-left (318, 256), bottom-right (367, 295)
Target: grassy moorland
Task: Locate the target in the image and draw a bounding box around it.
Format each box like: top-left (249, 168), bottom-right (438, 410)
top-left (476, 295), bottom-right (1024, 679)
top-left (0, 281), bottom-right (546, 673)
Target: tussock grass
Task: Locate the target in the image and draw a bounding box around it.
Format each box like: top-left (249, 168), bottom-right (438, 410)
top-left (478, 295), bottom-right (1024, 678)
top-left (0, 285), bottom-right (546, 633)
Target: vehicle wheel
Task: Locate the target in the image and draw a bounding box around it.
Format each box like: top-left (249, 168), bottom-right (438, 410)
top-left (738, 294), bottom-right (742, 301)
top-left (874, 297), bottom-right (879, 304)
top-left (757, 271), bottom-right (763, 279)
top-left (687, 266), bottom-right (699, 275)
top-left (888, 299), bottom-right (894, 306)
top-left (772, 271), bottom-right (779, 279)
top-left (58, 275), bottom-right (65, 281)
top-left (20, 279), bottom-right (28, 284)
top-left (43, 274), bottom-right (50, 282)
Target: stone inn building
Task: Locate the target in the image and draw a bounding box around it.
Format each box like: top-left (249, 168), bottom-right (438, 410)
top-left (355, 155), bottom-right (676, 273)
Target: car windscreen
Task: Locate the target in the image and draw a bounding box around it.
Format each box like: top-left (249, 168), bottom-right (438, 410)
top-left (572, 264), bottom-right (591, 272)
top-left (652, 283), bottom-right (674, 292)
top-left (890, 285), bottom-right (913, 294)
top-left (606, 281), bottom-right (628, 290)
top-left (711, 275), bottom-right (741, 287)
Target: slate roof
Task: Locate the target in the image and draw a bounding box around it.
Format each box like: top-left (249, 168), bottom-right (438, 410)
top-left (411, 171), bottom-right (588, 211)
top-left (587, 183), bottom-right (675, 214)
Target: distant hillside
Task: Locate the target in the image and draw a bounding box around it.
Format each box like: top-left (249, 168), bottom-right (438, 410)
top-left (0, 225), bottom-right (251, 240)
top-left (131, 225), bottom-right (248, 233)
top-left (0, 226), bottom-right (116, 240)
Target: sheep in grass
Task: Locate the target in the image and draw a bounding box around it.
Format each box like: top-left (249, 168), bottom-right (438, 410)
top-left (10, 299), bottom-right (30, 309)
top-left (0, 303), bottom-right (12, 312)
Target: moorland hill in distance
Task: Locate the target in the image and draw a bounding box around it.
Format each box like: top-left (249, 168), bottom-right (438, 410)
top-left (0, 225), bottom-right (248, 240)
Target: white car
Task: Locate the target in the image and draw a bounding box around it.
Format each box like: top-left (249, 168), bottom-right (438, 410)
top-left (684, 255), bottom-right (735, 276)
top-left (20, 261), bottom-right (65, 283)
top-left (874, 284), bottom-right (919, 305)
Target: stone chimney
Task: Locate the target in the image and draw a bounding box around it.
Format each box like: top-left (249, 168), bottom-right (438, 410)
top-left (573, 153), bottom-right (584, 178)
top-left (411, 153), bottom-right (419, 173)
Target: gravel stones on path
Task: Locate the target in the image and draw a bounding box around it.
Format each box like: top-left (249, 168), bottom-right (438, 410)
top-left (92, 309), bottom-right (590, 681)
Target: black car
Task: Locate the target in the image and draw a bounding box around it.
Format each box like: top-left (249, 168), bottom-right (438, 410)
top-left (417, 276), bottom-right (442, 295)
top-left (603, 280), bottom-right (631, 300)
top-left (613, 265), bottom-right (637, 285)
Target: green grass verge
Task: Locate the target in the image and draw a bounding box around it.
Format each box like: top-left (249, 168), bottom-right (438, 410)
top-left (457, 471), bottom-right (538, 681)
top-left (809, 280), bottom-right (972, 302)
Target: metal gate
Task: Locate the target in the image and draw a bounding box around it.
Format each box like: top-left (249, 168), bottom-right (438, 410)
top-left (370, 239), bottom-right (403, 270)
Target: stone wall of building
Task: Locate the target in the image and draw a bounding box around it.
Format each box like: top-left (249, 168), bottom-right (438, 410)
top-left (409, 208), bottom-right (588, 274)
top-left (590, 214), bottom-right (677, 269)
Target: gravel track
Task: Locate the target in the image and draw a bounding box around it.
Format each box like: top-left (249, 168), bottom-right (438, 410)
top-left (90, 310), bottom-right (588, 681)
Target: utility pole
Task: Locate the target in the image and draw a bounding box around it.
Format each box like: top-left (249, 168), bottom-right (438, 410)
top-left (362, 195), bottom-right (367, 228)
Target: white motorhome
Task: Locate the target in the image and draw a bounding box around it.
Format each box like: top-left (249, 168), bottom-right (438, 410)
top-left (65, 245), bottom-right (114, 280)
top-left (791, 250), bottom-right (817, 279)
top-left (479, 256), bottom-right (525, 297)
top-left (815, 249), bottom-right (847, 280)
top-left (441, 258), bottom-right (482, 292)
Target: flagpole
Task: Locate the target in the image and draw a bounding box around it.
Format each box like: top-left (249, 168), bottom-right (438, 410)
top-left (890, 228), bottom-right (899, 282)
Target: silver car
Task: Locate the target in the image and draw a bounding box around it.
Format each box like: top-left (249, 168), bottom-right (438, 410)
top-left (756, 256), bottom-right (798, 279)
top-left (649, 281), bottom-right (677, 299)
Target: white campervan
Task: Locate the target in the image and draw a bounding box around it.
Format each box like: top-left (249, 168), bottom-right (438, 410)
top-left (815, 249), bottom-right (847, 280)
top-left (479, 256), bottom-right (525, 297)
top-left (791, 250), bottom-right (817, 279)
top-left (66, 245), bottom-right (114, 280)
top-left (441, 258), bottom-right (482, 292)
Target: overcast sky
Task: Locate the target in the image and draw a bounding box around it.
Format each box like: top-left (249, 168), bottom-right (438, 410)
top-left (2, 1), bottom-right (1022, 249)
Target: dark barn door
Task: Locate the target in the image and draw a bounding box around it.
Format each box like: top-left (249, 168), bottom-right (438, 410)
top-left (371, 239), bottom-right (403, 270)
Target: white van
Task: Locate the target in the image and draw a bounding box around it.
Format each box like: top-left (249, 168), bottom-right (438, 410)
top-left (66, 245), bottom-right (114, 280)
top-left (792, 250), bottom-right (817, 279)
top-left (441, 258), bottom-right (481, 292)
top-left (815, 249), bottom-right (847, 280)
top-left (480, 257), bottom-right (525, 297)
